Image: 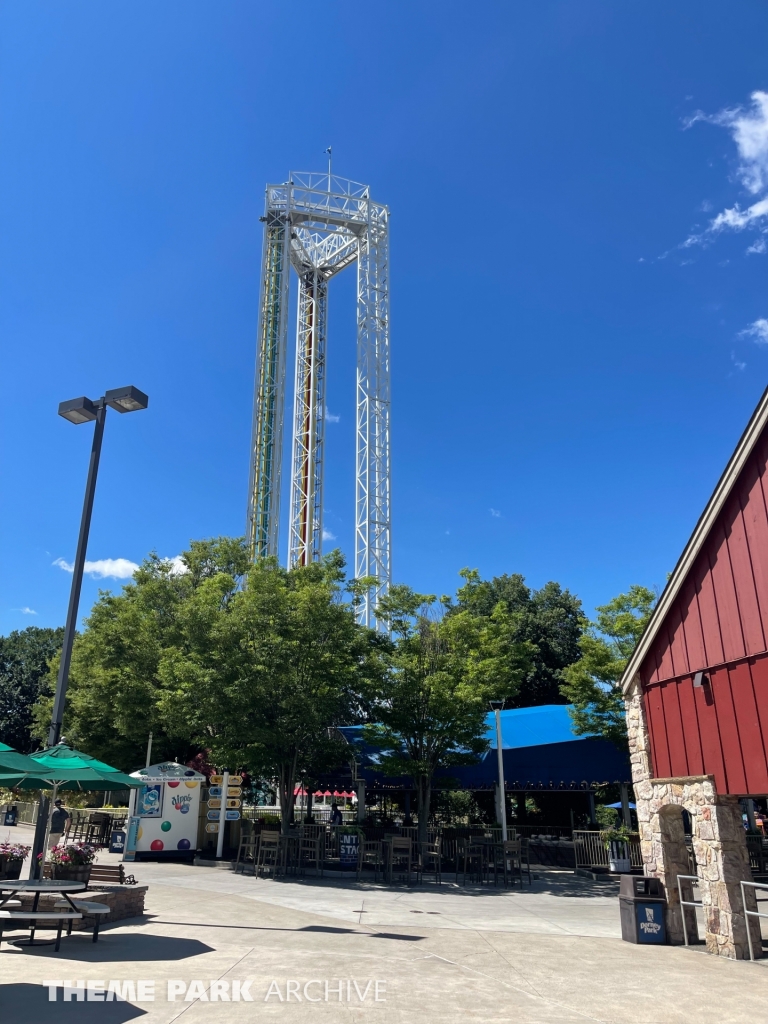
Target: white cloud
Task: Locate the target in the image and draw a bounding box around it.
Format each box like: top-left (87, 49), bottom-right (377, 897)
top-left (747, 236), bottom-right (768, 255)
top-left (12, 606), bottom-right (37, 615)
top-left (730, 352), bottom-right (747, 372)
top-left (680, 92), bottom-right (768, 250)
top-left (489, 508), bottom-right (501, 518)
top-left (322, 529), bottom-right (336, 542)
top-left (53, 556), bottom-right (139, 579)
top-left (324, 407), bottom-right (340, 423)
top-left (163, 555), bottom-right (188, 575)
top-left (739, 319), bottom-right (768, 346)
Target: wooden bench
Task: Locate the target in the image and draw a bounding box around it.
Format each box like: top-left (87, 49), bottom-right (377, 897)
top-left (54, 900), bottom-right (110, 942)
top-left (0, 910), bottom-right (82, 952)
top-left (42, 863), bottom-right (134, 885)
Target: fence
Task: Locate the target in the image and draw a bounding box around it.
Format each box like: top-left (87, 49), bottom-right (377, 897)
top-left (1, 800), bottom-right (38, 825)
top-left (573, 830), bottom-right (643, 872)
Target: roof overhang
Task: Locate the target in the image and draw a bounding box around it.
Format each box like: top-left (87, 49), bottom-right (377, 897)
top-left (621, 385), bottom-right (768, 697)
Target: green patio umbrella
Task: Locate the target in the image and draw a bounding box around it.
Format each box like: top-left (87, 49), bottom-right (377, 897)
top-left (0, 740), bottom-right (51, 775)
top-left (0, 742), bottom-right (142, 875)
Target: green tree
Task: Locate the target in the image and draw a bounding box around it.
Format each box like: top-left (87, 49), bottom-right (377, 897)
top-left (158, 553), bottom-right (382, 833)
top-left (452, 569), bottom-right (584, 706)
top-left (560, 585), bottom-right (656, 748)
top-left (369, 585), bottom-right (533, 844)
top-left (0, 626), bottom-right (64, 751)
top-left (33, 537), bottom-right (250, 769)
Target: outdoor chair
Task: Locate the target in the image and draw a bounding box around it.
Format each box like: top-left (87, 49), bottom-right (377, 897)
top-left (492, 839), bottom-right (531, 886)
top-left (255, 830), bottom-right (280, 878)
top-left (387, 836), bottom-right (413, 884)
top-left (417, 839), bottom-right (442, 885)
top-left (298, 832), bottom-right (324, 877)
top-left (455, 837), bottom-right (487, 885)
top-left (357, 840), bottom-right (384, 882)
top-left (235, 822), bottom-right (258, 874)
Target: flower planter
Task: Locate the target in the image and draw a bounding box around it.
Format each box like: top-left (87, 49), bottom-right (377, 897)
top-left (0, 860), bottom-right (23, 881)
top-left (51, 864), bottom-right (92, 884)
top-left (608, 841), bottom-right (631, 874)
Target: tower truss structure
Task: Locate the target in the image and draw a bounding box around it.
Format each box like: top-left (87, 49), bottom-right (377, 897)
top-left (247, 172), bottom-right (390, 627)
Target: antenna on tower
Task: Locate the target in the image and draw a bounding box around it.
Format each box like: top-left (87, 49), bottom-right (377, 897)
top-left (325, 146), bottom-right (332, 185)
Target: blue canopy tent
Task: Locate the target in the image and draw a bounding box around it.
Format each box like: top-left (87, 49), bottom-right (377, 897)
top-left (339, 705), bottom-right (631, 793)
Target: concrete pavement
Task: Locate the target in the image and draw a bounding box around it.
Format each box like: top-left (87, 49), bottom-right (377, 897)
top-left (1, 849), bottom-right (766, 1023)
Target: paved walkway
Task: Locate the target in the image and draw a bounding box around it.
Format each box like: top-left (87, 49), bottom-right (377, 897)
top-left (1, 846), bottom-right (766, 1023)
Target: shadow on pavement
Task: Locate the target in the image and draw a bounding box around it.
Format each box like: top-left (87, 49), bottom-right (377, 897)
top-left (16, 934), bottom-right (214, 963)
top-left (0, 984), bottom-right (145, 1024)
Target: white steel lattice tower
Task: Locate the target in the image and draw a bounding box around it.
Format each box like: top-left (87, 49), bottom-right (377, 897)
top-left (247, 172), bottom-right (391, 627)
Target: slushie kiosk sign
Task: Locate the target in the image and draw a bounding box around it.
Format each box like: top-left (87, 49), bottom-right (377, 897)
top-left (129, 762), bottom-right (205, 858)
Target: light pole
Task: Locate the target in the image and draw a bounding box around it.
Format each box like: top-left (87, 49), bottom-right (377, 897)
top-left (490, 701), bottom-right (507, 841)
top-left (30, 386), bottom-right (148, 876)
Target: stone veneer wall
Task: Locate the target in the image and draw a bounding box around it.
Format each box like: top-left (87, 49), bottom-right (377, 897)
top-left (17, 884), bottom-right (147, 933)
top-left (625, 688), bottom-right (759, 959)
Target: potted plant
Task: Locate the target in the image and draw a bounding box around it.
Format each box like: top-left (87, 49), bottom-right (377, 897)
top-left (42, 842), bottom-right (97, 882)
top-left (601, 824), bottom-right (633, 873)
top-left (0, 842), bottom-right (31, 880)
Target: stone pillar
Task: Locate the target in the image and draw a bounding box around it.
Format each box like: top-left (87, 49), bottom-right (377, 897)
top-left (625, 685), bottom-right (760, 959)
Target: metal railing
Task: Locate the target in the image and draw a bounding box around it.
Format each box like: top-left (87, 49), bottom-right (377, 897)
top-left (740, 880), bottom-right (768, 961)
top-left (573, 831), bottom-right (643, 871)
top-left (675, 874), bottom-right (703, 947)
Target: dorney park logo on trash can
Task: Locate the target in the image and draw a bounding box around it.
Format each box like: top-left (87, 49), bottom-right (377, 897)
top-left (171, 794), bottom-right (193, 814)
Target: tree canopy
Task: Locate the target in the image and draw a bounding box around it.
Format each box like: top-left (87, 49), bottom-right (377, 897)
top-left (560, 584), bottom-right (656, 748)
top-left (0, 626), bottom-right (64, 751)
top-left (368, 583), bottom-right (533, 843)
top-left (451, 569), bottom-right (584, 707)
top-left (159, 552), bottom-right (383, 832)
top-left (34, 537), bottom-right (251, 769)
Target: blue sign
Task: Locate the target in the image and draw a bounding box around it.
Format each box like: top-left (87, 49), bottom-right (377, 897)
top-left (339, 833), bottom-right (359, 866)
top-left (207, 810), bottom-right (220, 821)
top-left (208, 786), bottom-right (222, 798)
top-left (225, 810), bottom-right (241, 821)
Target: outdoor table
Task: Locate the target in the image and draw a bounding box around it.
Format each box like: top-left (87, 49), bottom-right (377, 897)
top-left (0, 880), bottom-right (86, 947)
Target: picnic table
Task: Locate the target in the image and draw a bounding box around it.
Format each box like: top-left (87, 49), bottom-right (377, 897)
top-left (0, 880), bottom-right (86, 950)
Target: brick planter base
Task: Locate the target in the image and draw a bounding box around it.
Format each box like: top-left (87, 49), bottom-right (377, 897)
top-left (16, 885), bottom-right (147, 932)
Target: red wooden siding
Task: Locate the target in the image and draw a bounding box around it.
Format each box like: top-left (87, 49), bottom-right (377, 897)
top-left (637, 431), bottom-right (768, 795)
top-left (640, 446), bottom-right (768, 687)
top-left (643, 651), bottom-right (768, 794)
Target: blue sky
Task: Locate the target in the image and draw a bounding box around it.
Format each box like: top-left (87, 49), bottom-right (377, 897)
top-left (2, 2), bottom-right (768, 634)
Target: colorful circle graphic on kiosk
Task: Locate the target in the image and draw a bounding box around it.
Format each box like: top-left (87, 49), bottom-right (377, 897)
top-left (150, 839), bottom-right (164, 851)
top-left (161, 820), bottom-right (172, 832)
top-left (177, 838), bottom-right (191, 851)
top-left (137, 826), bottom-right (143, 840)
top-left (185, 780), bottom-right (198, 789)
top-left (167, 780), bottom-right (180, 788)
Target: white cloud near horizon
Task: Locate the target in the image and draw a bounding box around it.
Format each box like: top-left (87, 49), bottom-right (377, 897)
top-left (53, 554), bottom-right (188, 579)
top-left (324, 407), bottom-right (340, 423)
top-left (739, 319), bottom-right (768, 346)
top-left (322, 529), bottom-right (336, 541)
top-left (53, 556), bottom-right (140, 579)
top-left (13, 606), bottom-right (38, 615)
top-left (680, 91), bottom-right (768, 251)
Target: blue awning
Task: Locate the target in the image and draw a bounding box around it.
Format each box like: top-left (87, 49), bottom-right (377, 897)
top-left (339, 705), bottom-right (631, 790)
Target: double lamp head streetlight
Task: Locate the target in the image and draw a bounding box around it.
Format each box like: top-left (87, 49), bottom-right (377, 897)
top-left (50, 384), bottom-right (149, 747)
top-left (29, 384), bottom-right (149, 878)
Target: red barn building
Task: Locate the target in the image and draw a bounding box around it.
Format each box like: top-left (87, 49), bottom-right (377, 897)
top-left (622, 389), bottom-right (768, 959)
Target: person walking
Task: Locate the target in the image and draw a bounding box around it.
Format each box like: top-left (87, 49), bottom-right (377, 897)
top-left (48, 799), bottom-right (70, 851)
top-left (330, 802), bottom-right (343, 826)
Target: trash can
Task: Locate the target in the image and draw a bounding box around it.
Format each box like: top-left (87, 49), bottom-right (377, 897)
top-left (619, 875), bottom-right (667, 944)
top-left (109, 830), bottom-right (126, 855)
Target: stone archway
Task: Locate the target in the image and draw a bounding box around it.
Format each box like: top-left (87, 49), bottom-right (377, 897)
top-left (634, 774), bottom-right (759, 958)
